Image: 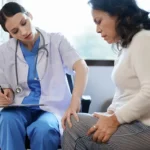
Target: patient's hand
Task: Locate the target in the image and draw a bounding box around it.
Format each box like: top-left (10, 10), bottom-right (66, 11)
top-left (87, 113), bottom-right (120, 143)
top-left (0, 88), bottom-right (14, 105)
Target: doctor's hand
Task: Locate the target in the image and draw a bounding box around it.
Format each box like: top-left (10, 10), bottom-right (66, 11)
top-left (0, 88), bottom-right (14, 105)
top-left (62, 96), bottom-right (81, 129)
top-left (87, 113), bottom-right (120, 143)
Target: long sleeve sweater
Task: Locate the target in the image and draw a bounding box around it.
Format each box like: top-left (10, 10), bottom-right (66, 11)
top-left (108, 30), bottom-right (150, 125)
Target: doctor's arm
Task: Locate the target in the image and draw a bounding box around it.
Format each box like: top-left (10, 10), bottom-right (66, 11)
top-left (62, 59), bottom-right (88, 129)
top-left (57, 34), bottom-right (88, 129)
top-left (0, 47), bottom-right (14, 105)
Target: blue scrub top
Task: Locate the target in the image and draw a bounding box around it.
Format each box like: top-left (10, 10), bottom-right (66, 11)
top-left (19, 37), bottom-right (41, 109)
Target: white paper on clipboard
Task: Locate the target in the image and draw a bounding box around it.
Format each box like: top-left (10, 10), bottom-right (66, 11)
top-left (0, 104), bottom-right (45, 108)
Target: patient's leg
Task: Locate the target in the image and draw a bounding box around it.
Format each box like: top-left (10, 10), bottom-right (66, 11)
top-left (62, 113), bottom-right (150, 150)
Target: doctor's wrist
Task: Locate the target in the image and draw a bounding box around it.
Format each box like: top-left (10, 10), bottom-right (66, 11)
top-left (71, 94), bottom-right (81, 102)
top-left (72, 92), bottom-right (82, 99)
top-left (70, 95), bottom-right (81, 105)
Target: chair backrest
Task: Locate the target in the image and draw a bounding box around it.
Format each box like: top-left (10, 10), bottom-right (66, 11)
top-left (66, 74), bottom-right (91, 113)
top-left (66, 74), bottom-right (73, 93)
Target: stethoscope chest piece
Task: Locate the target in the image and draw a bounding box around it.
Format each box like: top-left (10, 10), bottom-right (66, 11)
top-left (15, 86), bottom-right (22, 94)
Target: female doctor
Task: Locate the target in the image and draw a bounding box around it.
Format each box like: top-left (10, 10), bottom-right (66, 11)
top-left (0, 2), bottom-right (88, 150)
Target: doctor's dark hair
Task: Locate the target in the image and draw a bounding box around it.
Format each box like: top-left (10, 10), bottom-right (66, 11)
top-left (0, 2), bottom-right (27, 32)
top-left (88, 0), bottom-right (150, 48)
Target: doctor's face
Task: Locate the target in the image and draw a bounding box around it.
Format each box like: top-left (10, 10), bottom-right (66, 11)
top-left (92, 9), bottom-right (119, 44)
top-left (5, 12), bottom-right (36, 43)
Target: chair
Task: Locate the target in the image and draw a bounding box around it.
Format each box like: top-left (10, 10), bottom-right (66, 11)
top-left (25, 74), bottom-right (91, 149)
top-left (66, 74), bottom-right (91, 113)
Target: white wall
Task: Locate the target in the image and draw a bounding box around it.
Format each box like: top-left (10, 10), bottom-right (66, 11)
top-left (0, 0), bottom-right (17, 44)
top-left (84, 66), bottom-right (115, 113)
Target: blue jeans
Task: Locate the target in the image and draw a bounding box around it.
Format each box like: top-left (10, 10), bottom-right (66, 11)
top-left (0, 107), bottom-right (60, 150)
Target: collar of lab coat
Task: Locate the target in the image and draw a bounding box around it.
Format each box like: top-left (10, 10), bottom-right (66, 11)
top-left (8, 28), bottom-right (50, 63)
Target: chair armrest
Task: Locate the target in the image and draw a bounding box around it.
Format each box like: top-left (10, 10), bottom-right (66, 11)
top-left (81, 95), bottom-right (91, 113)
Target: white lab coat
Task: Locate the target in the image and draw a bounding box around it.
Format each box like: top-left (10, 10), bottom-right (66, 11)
top-left (0, 28), bottom-right (81, 135)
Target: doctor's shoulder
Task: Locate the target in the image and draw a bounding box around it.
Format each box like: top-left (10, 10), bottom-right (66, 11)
top-left (0, 41), bottom-right (8, 54)
top-left (0, 38), bottom-right (16, 53)
top-left (48, 32), bottom-right (73, 47)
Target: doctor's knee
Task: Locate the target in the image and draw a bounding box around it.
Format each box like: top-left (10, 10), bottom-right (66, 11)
top-left (28, 123), bottom-right (60, 139)
top-left (0, 109), bottom-right (18, 125)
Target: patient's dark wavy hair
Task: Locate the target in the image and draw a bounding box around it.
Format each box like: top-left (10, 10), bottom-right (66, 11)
top-left (0, 2), bottom-right (27, 32)
top-left (88, 0), bottom-right (150, 48)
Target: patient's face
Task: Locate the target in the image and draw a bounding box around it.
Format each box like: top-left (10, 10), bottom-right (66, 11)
top-left (92, 9), bottom-right (120, 44)
top-left (5, 12), bottom-right (36, 43)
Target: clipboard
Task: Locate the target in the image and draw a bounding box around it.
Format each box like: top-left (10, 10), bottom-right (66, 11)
top-left (0, 104), bottom-right (45, 108)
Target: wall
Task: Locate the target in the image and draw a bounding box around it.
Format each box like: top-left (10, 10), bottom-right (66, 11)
top-left (0, 0), bottom-right (17, 44)
top-left (84, 66), bottom-right (115, 113)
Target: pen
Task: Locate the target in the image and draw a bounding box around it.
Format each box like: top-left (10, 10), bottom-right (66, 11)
top-left (0, 86), bottom-right (4, 94)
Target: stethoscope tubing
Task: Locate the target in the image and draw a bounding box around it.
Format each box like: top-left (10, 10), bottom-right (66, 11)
top-left (15, 29), bottom-right (48, 94)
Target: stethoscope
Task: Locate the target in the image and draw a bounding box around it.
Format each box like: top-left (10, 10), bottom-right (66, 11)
top-left (15, 29), bottom-right (49, 94)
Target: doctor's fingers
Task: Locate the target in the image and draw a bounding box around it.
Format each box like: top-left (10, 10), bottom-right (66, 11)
top-left (0, 97), bottom-right (11, 105)
top-left (66, 111), bottom-right (79, 128)
top-left (0, 92), bottom-right (8, 99)
top-left (3, 89), bottom-right (10, 96)
top-left (67, 113), bottom-right (73, 128)
top-left (0, 92), bottom-right (11, 104)
top-left (4, 89), bottom-right (13, 97)
top-left (4, 90), bottom-right (14, 101)
top-left (61, 115), bottom-right (67, 129)
top-left (72, 112), bottom-right (79, 122)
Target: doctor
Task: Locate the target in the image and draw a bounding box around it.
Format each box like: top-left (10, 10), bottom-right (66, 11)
top-left (0, 2), bottom-right (88, 150)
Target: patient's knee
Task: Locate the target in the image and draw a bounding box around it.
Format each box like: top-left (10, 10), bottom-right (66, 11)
top-left (65, 115), bottom-right (79, 129)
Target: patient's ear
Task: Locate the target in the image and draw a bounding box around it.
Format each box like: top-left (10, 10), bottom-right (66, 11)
top-left (26, 12), bottom-right (33, 20)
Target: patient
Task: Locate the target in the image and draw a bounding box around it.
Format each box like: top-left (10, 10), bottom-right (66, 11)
top-left (62, 0), bottom-right (150, 149)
